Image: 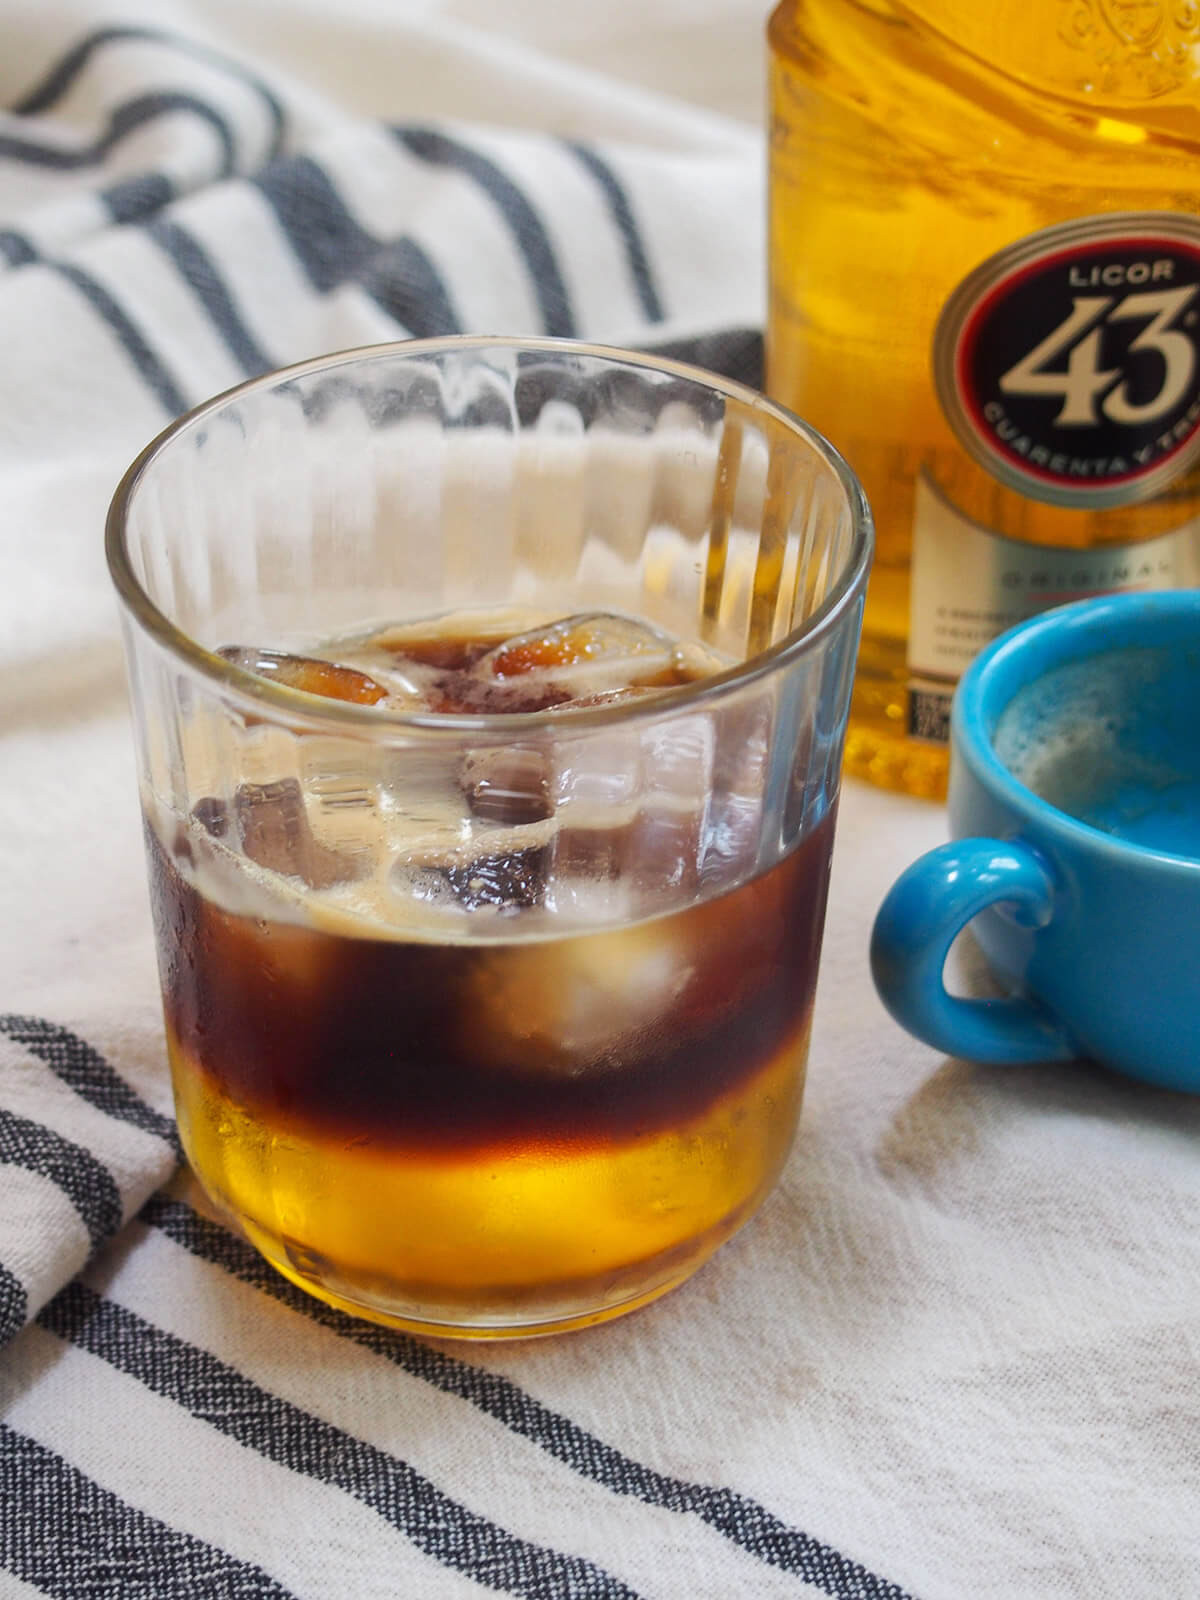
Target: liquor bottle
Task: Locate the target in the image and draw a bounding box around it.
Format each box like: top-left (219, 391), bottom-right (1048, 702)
top-left (767, 0), bottom-right (1200, 797)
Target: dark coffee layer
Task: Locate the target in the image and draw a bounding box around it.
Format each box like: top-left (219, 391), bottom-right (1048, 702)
top-left (149, 809), bottom-right (834, 1155)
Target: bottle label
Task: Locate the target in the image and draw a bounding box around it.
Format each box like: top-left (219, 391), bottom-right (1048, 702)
top-left (933, 213), bottom-right (1200, 510)
top-left (906, 470), bottom-right (1200, 742)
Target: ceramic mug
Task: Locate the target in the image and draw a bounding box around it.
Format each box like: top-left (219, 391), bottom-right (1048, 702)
top-left (871, 592), bottom-right (1200, 1093)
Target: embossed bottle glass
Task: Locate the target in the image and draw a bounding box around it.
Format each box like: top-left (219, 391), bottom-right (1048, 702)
top-left (768, 0), bottom-right (1200, 797)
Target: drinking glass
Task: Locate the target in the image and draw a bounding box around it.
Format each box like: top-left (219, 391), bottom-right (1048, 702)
top-left (107, 337), bottom-right (872, 1338)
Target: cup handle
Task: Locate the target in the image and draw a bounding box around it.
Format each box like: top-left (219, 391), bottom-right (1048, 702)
top-left (870, 838), bottom-right (1075, 1064)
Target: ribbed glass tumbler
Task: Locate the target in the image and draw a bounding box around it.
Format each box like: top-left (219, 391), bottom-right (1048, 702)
top-left (107, 337), bottom-right (872, 1338)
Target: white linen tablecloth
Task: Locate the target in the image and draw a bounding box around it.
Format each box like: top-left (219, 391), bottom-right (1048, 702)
top-left (1, 4), bottom-right (1197, 1597)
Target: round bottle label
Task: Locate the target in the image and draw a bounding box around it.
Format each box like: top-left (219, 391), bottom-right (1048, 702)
top-left (933, 213), bottom-right (1200, 509)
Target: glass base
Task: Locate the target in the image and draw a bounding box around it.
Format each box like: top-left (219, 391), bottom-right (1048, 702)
top-left (232, 1201), bottom-right (757, 1341)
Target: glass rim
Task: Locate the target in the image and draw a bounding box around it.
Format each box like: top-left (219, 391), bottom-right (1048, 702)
top-left (105, 334), bottom-right (874, 739)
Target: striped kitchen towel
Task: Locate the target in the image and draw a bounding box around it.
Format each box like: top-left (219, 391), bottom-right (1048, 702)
top-left (0, 10), bottom-right (920, 1600)
top-left (5, 12), bottom-right (1197, 1600)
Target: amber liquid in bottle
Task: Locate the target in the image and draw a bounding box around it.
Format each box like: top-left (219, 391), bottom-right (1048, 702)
top-left (767, 0), bottom-right (1200, 797)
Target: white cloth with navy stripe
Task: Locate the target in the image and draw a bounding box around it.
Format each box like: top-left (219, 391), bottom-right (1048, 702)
top-left (2, 5), bottom-right (1198, 1599)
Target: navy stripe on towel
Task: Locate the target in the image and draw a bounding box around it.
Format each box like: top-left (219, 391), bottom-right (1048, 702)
top-left (394, 127), bottom-right (576, 338)
top-left (254, 153), bottom-right (369, 290)
top-left (146, 1196), bottom-right (913, 1600)
top-left (0, 230), bottom-right (37, 267)
top-left (0, 252), bottom-right (186, 410)
top-left (0, 92), bottom-right (237, 178)
top-left (565, 143), bottom-right (664, 324)
top-left (255, 153), bottom-right (460, 334)
top-left (0, 1263), bottom-right (26, 1346)
top-left (39, 1281), bottom-right (645, 1600)
top-left (362, 235), bottom-right (462, 337)
top-left (147, 217), bottom-right (273, 375)
top-left (45, 261), bottom-right (187, 414)
top-left (11, 24), bottom-right (286, 161)
top-left (103, 170), bottom-right (175, 225)
top-left (0, 1421), bottom-right (302, 1600)
top-left (0, 1110), bottom-right (121, 1250)
top-left (640, 327), bottom-right (764, 392)
top-left (0, 1015), bottom-right (179, 1153)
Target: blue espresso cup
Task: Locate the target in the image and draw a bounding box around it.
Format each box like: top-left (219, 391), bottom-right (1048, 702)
top-left (871, 591), bottom-right (1200, 1092)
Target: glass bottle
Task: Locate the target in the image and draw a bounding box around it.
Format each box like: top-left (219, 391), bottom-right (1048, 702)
top-left (768, 0), bottom-right (1200, 796)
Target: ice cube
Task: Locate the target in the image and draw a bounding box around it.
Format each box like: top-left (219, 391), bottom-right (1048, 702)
top-left (388, 799), bottom-right (557, 914)
top-left (627, 714), bottom-right (713, 893)
top-left (370, 614), bottom-right (522, 672)
top-left (460, 746), bottom-right (552, 825)
top-left (426, 673), bottom-right (573, 716)
top-left (552, 725), bottom-right (643, 816)
top-left (234, 778), bottom-right (360, 889)
top-left (456, 921), bottom-right (693, 1076)
top-left (545, 723), bottom-right (642, 912)
top-left (440, 847), bottom-right (548, 911)
top-left (333, 653), bottom-right (429, 708)
top-left (168, 796), bottom-right (229, 869)
top-left (191, 796), bottom-right (229, 837)
top-left (220, 647), bottom-right (389, 706)
top-left (550, 685), bottom-right (663, 712)
top-left (374, 633), bottom-right (495, 672)
top-left (543, 838), bottom-right (635, 923)
top-left (391, 844), bottom-right (549, 913)
top-left (698, 704), bottom-right (771, 889)
top-left (477, 612), bottom-right (677, 699)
